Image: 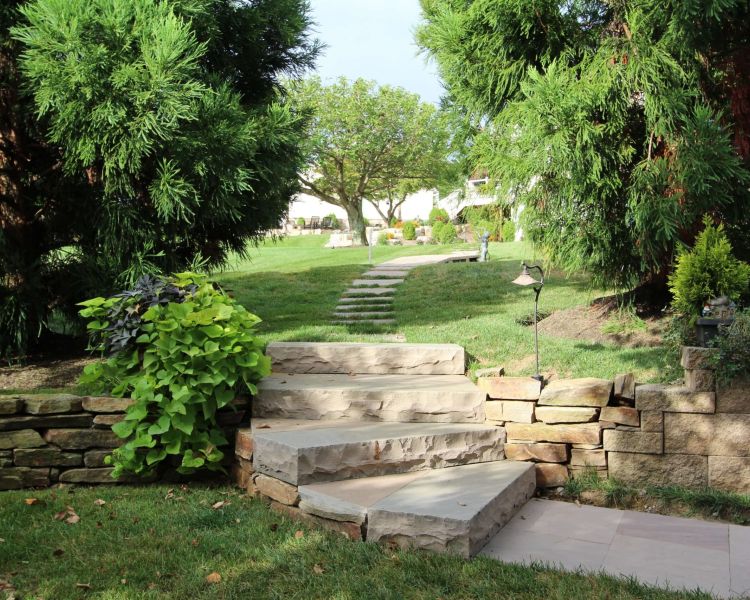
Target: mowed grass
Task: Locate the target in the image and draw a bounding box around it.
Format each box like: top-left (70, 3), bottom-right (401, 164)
top-left (216, 235), bottom-right (668, 381)
top-left (0, 484), bottom-right (716, 600)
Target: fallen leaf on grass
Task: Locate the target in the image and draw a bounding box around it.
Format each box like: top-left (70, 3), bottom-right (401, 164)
top-left (24, 498), bottom-right (39, 506)
top-left (54, 506), bottom-right (80, 524)
top-left (164, 489), bottom-right (175, 500)
top-left (294, 530), bottom-right (304, 539)
top-left (205, 572), bottom-right (222, 584)
top-left (269, 523), bottom-right (278, 532)
top-left (53, 549), bottom-right (64, 557)
top-left (66, 514), bottom-right (80, 525)
top-left (191, 538), bottom-right (199, 547)
top-left (75, 583), bottom-right (92, 590)
top-left (211, 500), bottom-right (230, 510)
top-left (313, 564), bottom-right (324, 575)
top-left (94, 499), bottom-right (106, 507)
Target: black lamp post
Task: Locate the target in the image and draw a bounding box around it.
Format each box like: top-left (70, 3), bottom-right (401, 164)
top-left (512, 262), bottom-right (544, 382)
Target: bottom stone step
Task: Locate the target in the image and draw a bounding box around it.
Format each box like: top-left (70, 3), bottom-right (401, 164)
top-left (333, 319), bottom-right (397, 326)
top-left (298, 461), bottom-right (535, 558)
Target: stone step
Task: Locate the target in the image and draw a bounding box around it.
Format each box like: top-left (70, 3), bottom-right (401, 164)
top-left (333, 319), bottom-right (397, 326)
top-left (254, 373), bottom-right (486, 423)
top-left (362, 270), bottom-right (410, 278)
top-left (298, 461), bottom-right (535, 558)
top-left (337, 296), bottom-right (393, 305)
top-left (332, 311), bottom-right (395, 319)
top-left (266, 342), bottom-right (466, 375)
top-left (335, 305), bottom-right (393, 313)
top-left (252, 420), bottom-right (505, 485)
top-left (342, 287), bottom-right (395, 296)
top-left (351, 279), bottom-right (404, 287)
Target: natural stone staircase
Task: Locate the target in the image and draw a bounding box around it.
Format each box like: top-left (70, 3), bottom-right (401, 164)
top-left (243, 341), bottom-right (535, 558)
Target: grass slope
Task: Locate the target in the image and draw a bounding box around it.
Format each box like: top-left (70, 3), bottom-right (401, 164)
top-left (0, 484), bottom-right (716, 600)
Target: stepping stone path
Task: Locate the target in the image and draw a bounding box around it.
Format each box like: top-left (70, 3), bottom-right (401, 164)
top-left (333, 251), bottom-right (480, 327)
top-left (246, 341), bottom-right (536, 558)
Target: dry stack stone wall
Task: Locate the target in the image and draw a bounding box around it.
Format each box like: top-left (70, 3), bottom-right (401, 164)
top-left (477, 347), bottom-right (750, 495)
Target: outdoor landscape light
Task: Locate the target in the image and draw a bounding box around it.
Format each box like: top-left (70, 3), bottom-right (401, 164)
top-left (512, 262), bottom-right (545, 382)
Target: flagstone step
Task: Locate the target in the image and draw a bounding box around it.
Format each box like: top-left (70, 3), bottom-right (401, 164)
top-left (333, 319), bottom-right (397, 326)
top-left (332, 311), bottom-right (395, 320)
top-left (342, 287), bottom-right (395, 296)
top-left (335, 305), bottom-right (393, 313)
top-left (337, 296), bottom-right (393, 304)
top-left (363, 270), bottom-right (410, 278)
top-left (351, 279), bottom-right (404, 287)
top-left (252, 420), bottom-right (505, 485)
top-left (266, 342), bottom-right (466, 375)
top-left (254, 373), bottom-right (485, 423)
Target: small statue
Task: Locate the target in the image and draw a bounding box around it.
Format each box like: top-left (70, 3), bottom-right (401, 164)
top-left (479, 231), bottom-right (490, 262)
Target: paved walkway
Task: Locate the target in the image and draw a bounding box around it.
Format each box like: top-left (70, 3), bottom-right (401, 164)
top-left (333, 251), bottom-right (480, 327)
top-left (481, 498), bottom-right (749, 598)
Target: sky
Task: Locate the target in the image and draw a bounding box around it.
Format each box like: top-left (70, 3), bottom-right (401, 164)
top-left (308, 0), bottom-right (444, 105)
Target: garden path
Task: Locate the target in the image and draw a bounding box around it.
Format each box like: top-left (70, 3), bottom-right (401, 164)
top-left (482, 497), bottom-right (748, 599)
top-left (333, 251), bottom-right (480, 327)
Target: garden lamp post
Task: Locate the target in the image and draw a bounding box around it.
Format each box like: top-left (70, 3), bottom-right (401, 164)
top-left (512, 262), bottom-right (545, 382)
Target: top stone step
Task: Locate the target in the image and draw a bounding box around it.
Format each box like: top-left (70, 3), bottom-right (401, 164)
top-left (267, 342), bottom-right (466, 375)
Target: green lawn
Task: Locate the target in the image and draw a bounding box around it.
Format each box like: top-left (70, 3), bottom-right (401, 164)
top-left (217, 235), bottom-right (668, 381)
top-left (0, 484), bottom-right (715, 600)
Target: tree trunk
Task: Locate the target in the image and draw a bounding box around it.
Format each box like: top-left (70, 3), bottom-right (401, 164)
top-left (344, 201), bottom-right (368, 245)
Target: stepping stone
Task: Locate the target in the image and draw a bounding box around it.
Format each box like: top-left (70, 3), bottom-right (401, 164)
top-left (254, 373), bottom-right (486, 423)
top-left (342, 287), bottom-right (395, 296)
top-left (252, 421), bottom-right (505, 485)
top-left (333, 319), bottom-right (397, 326)
top-left (333, 312), bottom-right (395, 319)
top-left (337, 296), bottom-right (393, 304)
top-left (363, 270), bottom-right (410, 278)
top-left (335, 304), bottom-right (392, 311)
top-left (266, 342), bottom-right (467, 375)
top-left (351, 279), bottom-right (404, 287)
top-left (367, 461), bottom-right (535, 557)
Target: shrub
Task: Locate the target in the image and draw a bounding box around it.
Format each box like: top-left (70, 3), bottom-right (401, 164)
top-left (295, 217), bottom-right (306, 228)
top-left (502, 219), bottom-right (515, 242)
top-left (433, 221), bottom-right (458, 244)
top-left (78, 273), bottom-right (270, 478)
top-left (428, 207), bottom-right (449, 225)
top-left (325, 213), bottom-right (340, 229)
top-left (402, 221), bottom-right (417, 240)
top-left (377, 231), bottom-right (389, 245)
top-left (669, 217), bottom-right (750, 318)
top-left (714, 308), bottom-right (750, 382)
top-left (462, 205), bottom-right (503, 241)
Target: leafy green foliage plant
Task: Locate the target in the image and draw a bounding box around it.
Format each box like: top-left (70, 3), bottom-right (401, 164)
top-left (714, 309), bottom-right (750, 383)
top-left (78, 273), bottom-right (270, 478)
top-left (502, 220), bottom-right (515, 242)
top-left (668, 217), bottom-right (750, 318)
top-left (432, 221), bottom-right (458, 244)
top-left (402, 221), bottom-right (417, 241)
top-left (428, 207), bottom-right (449, 225)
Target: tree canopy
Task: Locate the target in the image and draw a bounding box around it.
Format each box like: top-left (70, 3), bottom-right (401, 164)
top-left (418, 0), bottom-right (750, 292)
top-left (289, 77), bottom-right (456, 243)
top-left (0, 0), bottom-right (318, 356)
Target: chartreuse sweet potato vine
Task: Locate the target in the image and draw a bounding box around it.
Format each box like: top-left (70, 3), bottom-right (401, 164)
top-left (78, 273), bottom-right (270, 478)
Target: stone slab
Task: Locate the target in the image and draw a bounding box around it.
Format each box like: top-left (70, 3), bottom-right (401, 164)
top-left (640, 410), bottom-right (663, 432)
top-left (680, 346), bottom-right (718, 370)
top-left (267, 342), bottom-right (466, 375)
top-left (613, 373), bottom-right (635, 401)
top-left (362, 270), bottom-right (409, 278)
top-left (607, 452), bottom-right (708, 488)
top-left (18, 394), bottom-right (82, 415)
top-left (235, 428), bottom-right (253, 460)
top-left (708, 456), bottom-right (750, 494)
top-left (485, 400), bottom-right (534, 424)
top-left (268, 500), bottom-right (362, 540)
top-left (337, 296), bottom-right (394, 304)
top-left (253, 421), bottom-right (506, 485)
top-left (84, 450), bottom-right (112, 468)
top-left (0, 429), bottom-right (46, 449)
top-left (474, 366), bottom-right (505, 379)
top-left (716, 379), bottom-right (750, 414)
top-left (59, 468), bottom-right (115, 483)
top-left (0, 398), bottom-right (23, 415)
top-left (665, 413), bottom-right (750, 456)
top-left (535, 463), bottom-right (568, 487)
top-left (231, 457), bottom-right (254, 489)
top-left (538, 378), bottom-right (612, 407)
top-left (255, 474), bottom-right (300, 506)
top-left (0, 414), bottom-right (94, 431)
top-left (341, 287), bottom-right (395, 296)
top-left (504, 442), bottom-right (568, 463)
top-left (535, 407), bottom-right (598, 424)
top-left (635, 385), bottom-right (715, 413)
top-left (333, 319), bottom-right (397, 326)
top-left (0, 467), bottom-right (49, 490)
top-left (43, 429), bottom-right (121, 450)
top-left (351, 279), bottom-right (404, 287)
top-left (255, 374), bottom-right (484, 423)
top-left (684, 369), bottom-right (715, 392)
top-left (82, 397), bottom-right (133, 412)
top-left (603, 430), bottom-right (663, 454)
top-left (505, 422), bottom-right (601, 445)
top-left (367, 461), bottom-right (536, 558)
top-left (332, 312), bottom-right (395, 319)
top-left (570, 448), bottom-right (606, 467)
top-left (476, 377), bottom-right (541, 400)
top-left (599, 406), bottom-right (639, 427)
top-left (13, 448), bottom-right (82, 467)
top-left (93, 414), bottom-right (124, 427)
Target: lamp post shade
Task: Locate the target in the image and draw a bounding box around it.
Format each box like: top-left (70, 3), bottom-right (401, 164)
top-left (512, 266), bottom-right (540, 287)
top-left (511, 262), bottom-right (545, 382)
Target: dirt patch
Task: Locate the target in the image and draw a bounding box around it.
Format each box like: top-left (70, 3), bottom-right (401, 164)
top-left (537, 302), bottom-right (664, 348)
top-left (0, 357), bottom-right (94, 391)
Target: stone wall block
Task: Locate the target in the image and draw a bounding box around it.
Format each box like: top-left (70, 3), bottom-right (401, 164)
top-left (600, 407), bottom-right (639, 427)
top-left (486, 400), bottom-right (535, 423)
top-left (476, 377), bottom-right (541, 400)
top-left (235, 428), bottom-right (253, 461)
top-left (0, 414), bottom-right (94, 431)
top-left (504, 442), bottom-right (568, 463)
top-left (59, 468), bottom-right (115, 483)
top-left (84, 450), bottom-right (112, 468)
top-left (535, 406), bottom-right (598, 424)
top-left (708, 457), bottom-right (750, 494)
top-left (269, 500), bottom-right (362, 540)
top-left (93, 414), bottom-right (124, 428)
top-left (0, 398), bottom-right (23, 415)
top-left (13, 448), bottom-right (82, 467)
top-left (81, 397), bottom-right (133, 413)
top-left (535, 463), bottom-right (568, 487)
top-left (0, 467), bottom-right (49, 490)
top-left (680, 346), bottom-right (719, 370)
top-left (0, 429), bottom-right (46, 450)
top-left (506, 422), bottom-right (601, 445)
top-left (635, 385), bottom-right (715, 413)
top-left (613, 373), bottom-right (635, 401)
top-left (665, 413), bottom-right (750, 456)
top-left (684, 369), bottom-right (716, 393)
top-left (20, 394), bottom-right (83, 415)
top-left (639, 410), bottom-right (663, 432)
top-left (538, 378), bottom-right (612, 407)
top-left (43, 429), bottom-right (121, 450)
top-left (716, 378), bottom-right (750, 414)
top-left (608, 452), bottom-right (708, 488)
top-left (603, 430), bottom-right (663, 454)
top-left (570, 448), bottom-right (607, 467)
top-left (255, 474), bottom-right (300, 506)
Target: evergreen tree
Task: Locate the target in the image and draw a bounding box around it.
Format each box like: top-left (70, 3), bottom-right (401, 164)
top-left (1, 0), bottom-right (318, 356)
top-left (418, 0), bottom-right (750, 292)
